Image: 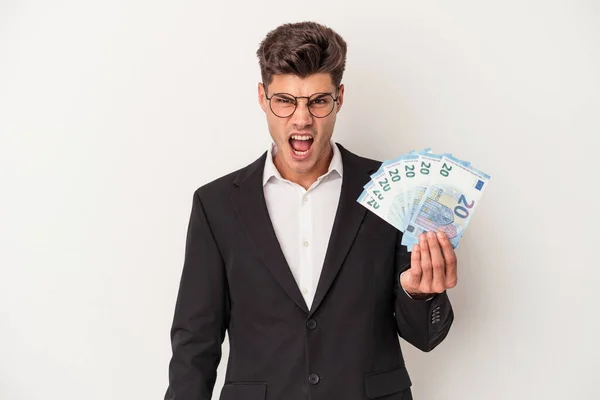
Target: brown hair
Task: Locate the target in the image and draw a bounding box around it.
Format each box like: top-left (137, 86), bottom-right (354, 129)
top-left (257, 21), bottom-right (348, 89)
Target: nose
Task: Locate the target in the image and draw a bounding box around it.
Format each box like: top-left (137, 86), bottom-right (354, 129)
top-left (290, 98), bottom-right (313, 127)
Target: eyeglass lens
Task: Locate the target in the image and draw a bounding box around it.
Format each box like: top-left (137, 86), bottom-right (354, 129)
top-left (269, 93), bottom-right (335, 118)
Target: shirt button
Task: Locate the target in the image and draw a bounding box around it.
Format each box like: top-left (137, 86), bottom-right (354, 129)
top-left (308, 373), bottom-right (320, 385)
top-left (303, 241), bottom-right (309, 247)
top-left (306, 319), bottom-right (317, 330)
top-left (301, 288), bottom-right (308, 295)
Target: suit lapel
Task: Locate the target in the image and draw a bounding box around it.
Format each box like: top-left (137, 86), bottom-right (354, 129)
top-left (230, 152), bottom-right (310, 314)
top-left (309, 143), bottom-right (380, 316)
top-left (230, 143), bottom-right (380, 317)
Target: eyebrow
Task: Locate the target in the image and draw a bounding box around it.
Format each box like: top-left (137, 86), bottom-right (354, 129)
top-left (274, 91), bottom-right (334, 97)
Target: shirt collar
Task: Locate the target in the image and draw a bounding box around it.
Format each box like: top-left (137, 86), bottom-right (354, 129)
top-left (262, 139), bottom-right (343, 186)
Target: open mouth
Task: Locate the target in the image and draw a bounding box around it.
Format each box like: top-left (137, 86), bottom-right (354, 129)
top-left (289, 134), bottom-right (314, 157)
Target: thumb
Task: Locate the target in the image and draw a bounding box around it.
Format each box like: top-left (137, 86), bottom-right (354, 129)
top-left (400, 270), bottom-right (413, 289)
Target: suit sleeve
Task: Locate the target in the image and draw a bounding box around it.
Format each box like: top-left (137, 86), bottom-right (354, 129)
top-left (164, 190), bottom-right (230, 400)
top-left (393, 232), bottom-right (453, 352)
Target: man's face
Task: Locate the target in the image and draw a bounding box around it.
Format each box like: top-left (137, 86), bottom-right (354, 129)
top-left (258, 73), bottom-right (345, 177)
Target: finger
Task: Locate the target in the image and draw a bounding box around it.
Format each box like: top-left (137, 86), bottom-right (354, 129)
top-left (427, 231), bottom-right (446, 293)
top-left (408, 243), bottom-right (422, 290)
top-left (437, 230), bottom-right (458, 288)
top-left (418, 233), bottom-right (433, 293)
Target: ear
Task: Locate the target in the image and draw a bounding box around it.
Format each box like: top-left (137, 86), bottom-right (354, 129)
top-left (258, 82), bottom-right (267, 113)
top-left (335, 84), bottom-right (345, 113)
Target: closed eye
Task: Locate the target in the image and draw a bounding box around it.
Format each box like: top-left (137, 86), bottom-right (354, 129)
top-left (273, 95), bottom-right (295, 104)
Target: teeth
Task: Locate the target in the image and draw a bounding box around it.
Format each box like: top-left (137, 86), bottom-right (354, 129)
top-left (292, 148), bottom-right (309, 156)
top-left (291, 135), bottom-right (312, 141)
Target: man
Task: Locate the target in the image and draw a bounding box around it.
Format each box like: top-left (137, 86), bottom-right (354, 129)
top-left (165, 21), bottom-right (456, 400)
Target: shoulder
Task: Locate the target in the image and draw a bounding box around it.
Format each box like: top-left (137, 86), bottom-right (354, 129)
top-left (193, 150), bottom-right (267, 202)
top-left (335, 142), bottom-right (383, 174)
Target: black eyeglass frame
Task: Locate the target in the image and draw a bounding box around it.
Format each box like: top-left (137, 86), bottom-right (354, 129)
top-left (262, 82), bottom-right (341, 118)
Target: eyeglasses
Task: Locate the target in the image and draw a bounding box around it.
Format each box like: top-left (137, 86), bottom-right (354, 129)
top-left (263, 83), bottom-right (340, 118)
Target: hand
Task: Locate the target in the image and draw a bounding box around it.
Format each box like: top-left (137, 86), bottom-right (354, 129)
top-left (400, 230), bottom-right (458, 298)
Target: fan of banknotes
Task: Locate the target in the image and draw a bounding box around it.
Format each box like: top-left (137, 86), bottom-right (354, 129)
top-left (357, 149), bottom-right (491, 251)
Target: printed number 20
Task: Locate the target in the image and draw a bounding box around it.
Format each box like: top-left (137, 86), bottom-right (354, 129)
top-left (367, 198), bottom-right (380, 210)
top-left (454, 194), bottom-right (474, 219)
top-left (440, 163), bottom-right (453, 177)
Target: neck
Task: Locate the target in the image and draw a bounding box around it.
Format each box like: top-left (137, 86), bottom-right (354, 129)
top-left (274, 143), bottom-right (334, 190)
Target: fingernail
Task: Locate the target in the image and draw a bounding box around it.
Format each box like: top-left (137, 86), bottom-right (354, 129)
top-left (437, 230), bottom-right (445, 238)
top-left (427, 231), bottom-right (435, 239)
top-left (419, 234), bottom-right (426, 242)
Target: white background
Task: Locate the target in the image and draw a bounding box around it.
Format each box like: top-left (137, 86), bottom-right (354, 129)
top-left (1, 1), bottom-right (599, 399)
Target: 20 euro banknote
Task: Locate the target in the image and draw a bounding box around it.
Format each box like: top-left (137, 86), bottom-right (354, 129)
top-left (402, 154), bottom-right (491, 247)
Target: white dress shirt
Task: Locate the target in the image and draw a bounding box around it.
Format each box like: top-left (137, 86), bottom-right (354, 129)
top-left (262, 140), bottom-right (343, 310)
top-left (263, 140), bottom-right (429, 307)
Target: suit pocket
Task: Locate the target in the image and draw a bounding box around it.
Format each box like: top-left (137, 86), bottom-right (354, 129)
top-left (365, 364), bottom-right (412, 399)
top-left (219, 382), bottom-right (267, 400)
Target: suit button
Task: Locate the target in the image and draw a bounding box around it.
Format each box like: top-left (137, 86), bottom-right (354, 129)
top-left (308, 373), bottom-right (320, 384)
top-left (306, 319), bottom-right (317, 330)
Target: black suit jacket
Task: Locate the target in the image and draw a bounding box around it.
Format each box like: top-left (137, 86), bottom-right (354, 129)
top-left (164, 143), bottom-right (453, 400)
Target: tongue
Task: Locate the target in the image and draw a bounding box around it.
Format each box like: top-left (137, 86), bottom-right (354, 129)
top-left (290, 139), bottom-right (312, 152)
